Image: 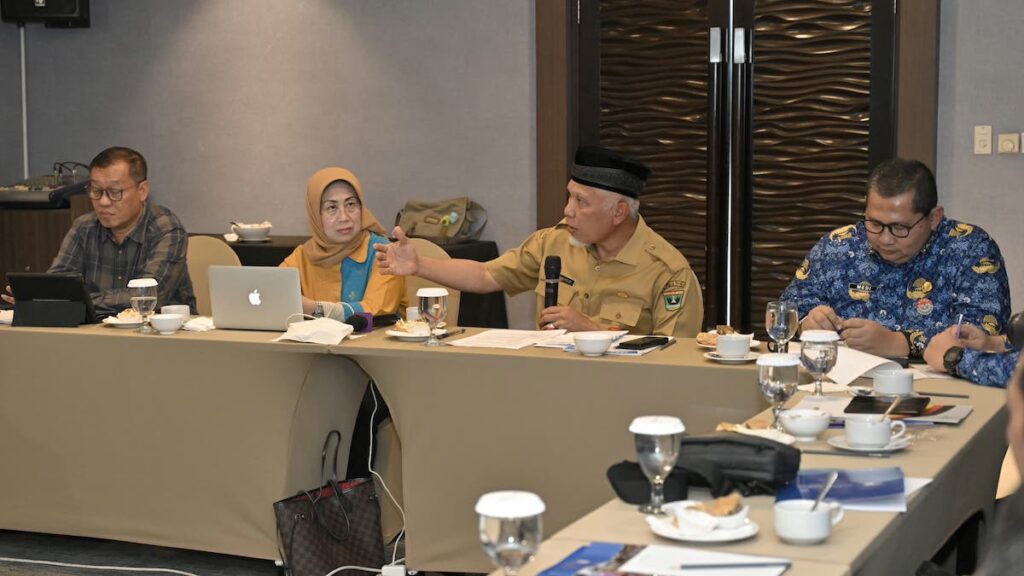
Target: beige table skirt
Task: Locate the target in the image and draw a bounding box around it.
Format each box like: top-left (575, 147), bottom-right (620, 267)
top-left (0, 325), bottom-right (369, 560)
top-left (333, 330), bottom-right (769, 572)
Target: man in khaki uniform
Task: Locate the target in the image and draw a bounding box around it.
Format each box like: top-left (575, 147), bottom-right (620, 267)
top-left (376, 146), bottom-right (703, 338)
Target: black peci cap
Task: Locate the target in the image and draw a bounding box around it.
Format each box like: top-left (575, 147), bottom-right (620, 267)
top-left (570, 146), bottom-right (652, 198)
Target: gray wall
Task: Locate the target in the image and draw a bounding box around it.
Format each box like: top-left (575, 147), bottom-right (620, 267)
top-left (937, 0), bottom-right (1024, 311)
top-left (10, 0), bottom-right (537, 326)
top-left (0, 25), bottom-right (21, 184)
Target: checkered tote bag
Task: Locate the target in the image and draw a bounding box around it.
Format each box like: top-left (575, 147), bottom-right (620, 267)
top-left (274, 430), bottom-right (385, 576)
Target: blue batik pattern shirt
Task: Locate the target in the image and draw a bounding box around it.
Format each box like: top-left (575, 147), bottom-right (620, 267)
top-left (780, 217), bottom-right (1011, 358)
top-left (958, 349), bottom-right (1020, 388)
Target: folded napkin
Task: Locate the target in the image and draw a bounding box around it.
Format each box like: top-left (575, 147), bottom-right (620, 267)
top-left (0, 310), bottom-right (12, 325)
top-left (183, 316), bottom-right (216, 332)
top-left (274, 317), bottom-right (353, 345)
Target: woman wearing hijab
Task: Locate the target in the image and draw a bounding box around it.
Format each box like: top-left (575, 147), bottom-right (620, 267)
top-left (281, 167), bottom-right (403, 320)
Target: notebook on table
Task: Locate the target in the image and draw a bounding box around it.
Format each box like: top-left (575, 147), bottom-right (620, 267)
top-left (207, 266), bottom-right (303, 331)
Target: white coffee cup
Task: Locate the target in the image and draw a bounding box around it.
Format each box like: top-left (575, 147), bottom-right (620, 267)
top-left (161, 304), bottom-right (191, 319)
top-left (873, 368), bottom-right (914, 396)
top-left (774, 499), bottom-right (845, 545)
top-left (844, 414), bottom-right (906, 448)
top-left (716, 333), bottom-right (752, 358)
top-left (405, 306), bottom-right (421, 322)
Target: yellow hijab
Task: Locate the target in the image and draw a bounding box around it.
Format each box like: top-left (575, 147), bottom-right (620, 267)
top-left (301, 167), bottom-right (387, 268)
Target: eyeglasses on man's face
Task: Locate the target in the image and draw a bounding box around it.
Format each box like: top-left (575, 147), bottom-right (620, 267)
top-left (86, 181), bottom-right (144, 202)
top-left (321, 199), bottom-right (361, 218)
top-left (863, 212), bottom-right (929, 239)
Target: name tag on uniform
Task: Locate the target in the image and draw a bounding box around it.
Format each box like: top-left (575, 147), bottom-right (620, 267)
top-left (559, 274), bottom-right (575, 287)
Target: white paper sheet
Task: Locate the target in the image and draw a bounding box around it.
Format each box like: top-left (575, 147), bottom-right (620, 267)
top-left (533, 330), bottom-right (629, 349)
top-left (446, 329), bottom-right (566, 350)
top-left (619, 544), bottom-right (790, 576)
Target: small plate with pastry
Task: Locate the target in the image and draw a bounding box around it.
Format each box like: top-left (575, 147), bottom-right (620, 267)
top-left (101, 309), bottom-right (144, 329)
top-left (646, 493), bottom-right (758, 543)
top-left (386, 317), bottom-right (446, 342)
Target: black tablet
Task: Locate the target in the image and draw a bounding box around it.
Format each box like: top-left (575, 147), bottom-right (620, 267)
top-left (844, 395), bottom-right (930, 417)
top-left (8, 272), bottom-right (99, 326)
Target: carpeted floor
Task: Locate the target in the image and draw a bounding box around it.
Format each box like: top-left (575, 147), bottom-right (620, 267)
top-left (0, 530), bottom-right (281, 575)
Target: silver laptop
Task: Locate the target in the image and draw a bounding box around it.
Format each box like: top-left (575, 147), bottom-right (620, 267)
top-left (208, 266), bottom-right (303, 331)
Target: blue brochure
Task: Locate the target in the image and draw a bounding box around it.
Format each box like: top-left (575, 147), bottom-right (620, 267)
top-left (538, 542), bottom-right (643, 576)
top-left (776, 467), bottom-right (905, 503)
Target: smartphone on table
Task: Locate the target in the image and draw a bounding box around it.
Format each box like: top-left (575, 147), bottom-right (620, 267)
top-left (617, 336), bottom-right (670, 350)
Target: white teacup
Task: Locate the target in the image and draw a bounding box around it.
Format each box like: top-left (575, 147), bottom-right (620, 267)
top-left (405, 306), bottom-right (421, 322)
top-left (161, 304), bottom-right (191, 319)
top-left (149, 313), bottom-right (184, 335)
top-left (774, 499), bottom-right (845, 545)
top-left (873, 368), bottom-right (914, 396)
top-left (844, 414), bottom-right (906, 448)
top-left (716, 333), bottom-right (752, 358)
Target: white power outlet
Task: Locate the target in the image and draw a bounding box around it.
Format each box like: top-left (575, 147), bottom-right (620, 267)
top-left (975, 125), bottom-right (993, 155)
top-left (998, 133), bottom-right (1020, 154)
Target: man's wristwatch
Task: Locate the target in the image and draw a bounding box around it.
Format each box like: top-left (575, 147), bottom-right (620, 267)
top-left (943, 345), bottom-right (965, 377)
top-left (313, 301), bottom-right (325, 318)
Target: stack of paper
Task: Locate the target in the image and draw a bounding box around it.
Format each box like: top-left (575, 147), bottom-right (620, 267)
top-left (446, 329), bottom-right (565, 350)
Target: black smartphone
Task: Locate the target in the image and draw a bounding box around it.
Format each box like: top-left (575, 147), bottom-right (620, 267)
top-left (617, 336), bottom-right (670, 350)
top-left (844, 395), bottom-right (930, 417)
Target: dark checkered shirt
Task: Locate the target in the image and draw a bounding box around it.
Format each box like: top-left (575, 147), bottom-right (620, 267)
top-left (48, 204), bottom-right (196, 315)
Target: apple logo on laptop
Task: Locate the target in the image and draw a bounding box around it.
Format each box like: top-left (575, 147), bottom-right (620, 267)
top-left (248, 289), bottom-right (262, 306)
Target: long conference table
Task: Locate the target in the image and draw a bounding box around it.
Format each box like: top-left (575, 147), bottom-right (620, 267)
top-left (0, 324), bottom-right (1009, 574)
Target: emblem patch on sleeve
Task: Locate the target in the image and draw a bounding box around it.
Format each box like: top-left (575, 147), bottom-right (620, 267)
top-left (663, 289), bottom-right (685, 311)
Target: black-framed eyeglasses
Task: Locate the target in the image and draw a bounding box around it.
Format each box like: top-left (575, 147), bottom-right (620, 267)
top-left (86, 180), bottom-right (144, 202)
top-left (321, 199), bottom-right (361, 218)
top-left (863, 212), bottom-right (929, 238)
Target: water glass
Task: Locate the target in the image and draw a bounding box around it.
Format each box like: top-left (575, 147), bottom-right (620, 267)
top-left (629, 416), bottom-right (685, 515)
top-left (128, 278), bottom-right (159, 334)
top-left (476, 491), bottom-right (545, 576)
top-left (766, 300), bottom-right (799, 352)
top-left (800, 330), bottom-right (840, 397)
top-left (757, 353), bottom-right (800, 429)
top-left (417, 287), bottom-right (449, 346)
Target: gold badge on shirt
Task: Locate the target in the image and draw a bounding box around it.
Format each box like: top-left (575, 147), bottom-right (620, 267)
top-left (795, 259), bottom-right (810, 281)
top-left (982, 315), bottom-right (1000, 335)
top-left (829, 225), bottom-right (856, 242)
top-left (906, 278), bottom-right (933, 300)
top-left (949, 223), bottom-right (974, 238)
top-left (848, 281), bottom-right (875, 302)
top-left (972, 257), bottom-right (1000, 274)
top-left (663, 289), bottom-right (685, 311)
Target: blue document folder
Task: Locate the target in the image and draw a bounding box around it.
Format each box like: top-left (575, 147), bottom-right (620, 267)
top-left (776, 467), bottom-right (905, 502)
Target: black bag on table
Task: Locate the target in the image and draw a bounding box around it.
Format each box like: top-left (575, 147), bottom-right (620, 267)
top-left (607, 432), bottom-right (800, 502)
top-left (273, 430), bottom-right (385, 576)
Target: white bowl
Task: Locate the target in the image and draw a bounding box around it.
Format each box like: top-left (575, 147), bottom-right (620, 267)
top-left (779, 409), bottom-right (831, 441)
top-left (232, 223), bottom-right (272, 240)
top-left (149, 313), bottom-right (184, 334)
top-left (573, 332), bottom-right (615, 357)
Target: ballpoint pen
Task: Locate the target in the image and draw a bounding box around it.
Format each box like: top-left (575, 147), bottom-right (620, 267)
top-left (436, 328), bottom-right (466, 340)
top-left (954, 313), bottom-right (964, 339)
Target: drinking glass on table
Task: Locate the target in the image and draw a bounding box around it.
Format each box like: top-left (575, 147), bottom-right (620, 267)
top-left (629, 415), bottom-right (685, 516)
top-left (476, 491), bottom-right (545, 576)
top-left (800, 330), bottom-right (840, 398)
top-left (757, 353), bottom-right (801, 429)
top-left (766, 300), bottom-right (799, 352)
top-left (417, 287), bottom-right (448, 347)
top-left (128, 278), bottom-right (158, 334)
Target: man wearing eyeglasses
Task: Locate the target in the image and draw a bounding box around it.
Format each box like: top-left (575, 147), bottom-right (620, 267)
top-left (780, 158), bottom-right (1010, 359)
top-left (2, 146), bottom-right (195, 315)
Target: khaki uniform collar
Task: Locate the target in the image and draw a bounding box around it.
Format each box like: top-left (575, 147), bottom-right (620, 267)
top-left (605, 216), bottom-right (648, 266)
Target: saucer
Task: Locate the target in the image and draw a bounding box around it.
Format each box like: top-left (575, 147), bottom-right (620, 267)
top-left (386, 329), bottom-right (447, 342)
top-left (697, 339), bottom-right (761, 350)
top-left (827, 435), bottom-right (910, 453)
top-left (101, 317), bottom-right (143, 329)
top-left (646, 512), bottom-right (759, 543)
top-left (703, 351), bottom-right (760, 364)
top-left (235, 237), bottom-right (271, 243)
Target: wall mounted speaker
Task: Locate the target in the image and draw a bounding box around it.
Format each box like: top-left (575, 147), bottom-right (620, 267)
top-left (1, 0), bottom-right (90, 28)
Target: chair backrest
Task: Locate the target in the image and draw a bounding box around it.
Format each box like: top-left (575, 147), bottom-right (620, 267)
top-left (187, 236), bottom-right (242, 316)
top-left (402, 237), bottom-right (461, 325)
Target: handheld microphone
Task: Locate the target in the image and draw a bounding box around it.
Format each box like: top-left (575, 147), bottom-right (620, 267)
top-left (1008, 311), bottom-right (1024, 348)
top-left (544, 256), bottom-right (561, 309)
top-left (346, 312), bottom-right (371, 332)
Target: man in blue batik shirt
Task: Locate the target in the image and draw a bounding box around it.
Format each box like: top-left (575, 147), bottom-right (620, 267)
top-left (781, 158), bottom-right (1011, 360)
